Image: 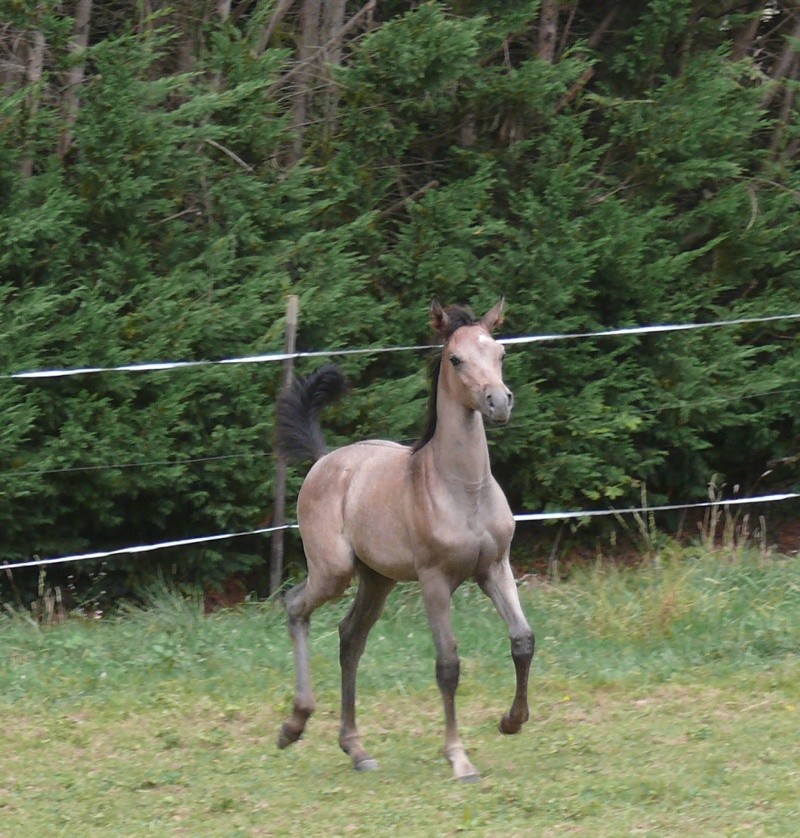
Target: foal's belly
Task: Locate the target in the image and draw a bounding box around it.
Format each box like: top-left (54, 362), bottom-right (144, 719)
top-left (349, 509), bottom-right (504, 584)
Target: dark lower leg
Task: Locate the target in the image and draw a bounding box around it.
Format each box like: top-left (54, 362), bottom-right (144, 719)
top-left (478, 559), bottom-right (535, 736)
top-left (500, 631), bottom-right (535, 734)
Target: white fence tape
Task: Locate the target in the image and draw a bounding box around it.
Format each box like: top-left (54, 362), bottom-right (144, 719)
top-left (5, 312), bottom-right (800, 381)
top-left (5, 346), bottom-right (436, 380)
top-left (0, 524), bottom-right (297, 572)
top-left (513, 493), bottom-right (800, 521)
top-left (4, 493), bottom-right (797, 573)
top-left (499, 312), bottom-right (800, 346)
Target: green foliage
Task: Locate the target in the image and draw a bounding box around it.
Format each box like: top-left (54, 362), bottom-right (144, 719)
top-left (1, 1), bottom-right (799, 600)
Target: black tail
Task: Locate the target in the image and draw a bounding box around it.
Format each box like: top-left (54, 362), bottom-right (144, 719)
top-left (275, 363), bottom-right (348, 463)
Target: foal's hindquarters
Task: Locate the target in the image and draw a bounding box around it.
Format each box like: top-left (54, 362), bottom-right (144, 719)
top-left (276, 441), bottom-right (535, 781)
top-left (277, 443), bottom-right (407, 769)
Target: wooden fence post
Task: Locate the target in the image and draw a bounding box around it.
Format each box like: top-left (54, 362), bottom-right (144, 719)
top-left (269, 294), bottom-right (299, 596)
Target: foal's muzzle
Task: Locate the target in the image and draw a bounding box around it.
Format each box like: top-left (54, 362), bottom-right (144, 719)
top-left (483, 387), bottom-right (513, 423)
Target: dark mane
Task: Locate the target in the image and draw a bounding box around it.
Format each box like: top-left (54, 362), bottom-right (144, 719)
top-left (411, 305), bottom-right (477, 453)
top-left (411, 354), bottom-right (442, 453)
top-left (439, 304), bottom-right (477, 339)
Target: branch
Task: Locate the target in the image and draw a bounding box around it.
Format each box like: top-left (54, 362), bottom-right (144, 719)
top-left (205, 138), bottom-right (255, 172)
top-left (378, 180), bottom-right (439, 221)
top-left (255, 0), bottom-right (296, 57)
top-left (745, 184), bottom-right (759, 231)
top-left (556, 2), bottom-right (578, 60)
top-left (587, 6), bottom-right (619, 50)
top-left (732, 2), bottom-right (767, 61)
top-left (554, 7), bottom-right (618, 113)
top-left (555, 66), bottom-right (594, 113)
top-left (749, 176), bottom-right (800, 202)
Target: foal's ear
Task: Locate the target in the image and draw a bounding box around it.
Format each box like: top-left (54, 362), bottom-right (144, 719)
top-left (430, 300), bottom-right (450, 336)
top-left (481, 297), bottom-right (505, 332)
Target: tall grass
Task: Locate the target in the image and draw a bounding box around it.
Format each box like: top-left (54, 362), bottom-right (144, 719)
top-left (2, 549), bottom-right (798, 701)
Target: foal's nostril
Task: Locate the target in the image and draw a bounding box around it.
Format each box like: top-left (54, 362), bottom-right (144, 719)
top-left (507, 390), bottom-right (514, 408)
top-left (486, 393), bottom-right (495, 408)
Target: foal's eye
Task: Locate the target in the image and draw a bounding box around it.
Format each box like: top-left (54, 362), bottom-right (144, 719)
top-left (449, 355), bottom-right (462, 368)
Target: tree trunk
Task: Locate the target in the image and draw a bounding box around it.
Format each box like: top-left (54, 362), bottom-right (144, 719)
top-left (320, 0), bottom-right (346, 141)
top-left (58, 0), bottom-right (93, 160)
top-left (20, 28), bottom-right (46, 178)
top-left (321, 0), bottom-right (347, 64)
top-left (288, 0), bottom-right (322, 164)
top-left (283, 0), bottom-right (374, 163)
top-left (177, 0), bottom-right (213, 75)
top-left (538, 0), bottom-right (559, 63)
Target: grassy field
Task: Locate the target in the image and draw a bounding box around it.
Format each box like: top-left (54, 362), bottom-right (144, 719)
top-left (2, 549), bottom-right (799, 836)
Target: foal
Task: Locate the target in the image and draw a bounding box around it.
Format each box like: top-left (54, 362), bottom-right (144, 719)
top-left (275, 299), bottom-right (534, 781)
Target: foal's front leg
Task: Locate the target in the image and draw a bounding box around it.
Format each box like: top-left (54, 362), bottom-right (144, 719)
top-left (419, 571), bottom-right (479, 782)
top-left (478, 556), bottom-right (535, 734)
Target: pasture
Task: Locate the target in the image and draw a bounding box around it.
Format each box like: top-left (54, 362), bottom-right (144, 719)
top-left (2, 549), bottom-right (799, 836)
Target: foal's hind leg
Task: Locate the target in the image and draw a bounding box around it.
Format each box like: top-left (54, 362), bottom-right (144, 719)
top-left (477, 556), bottom-right (535, 735)
top-left (277, 564), bottom-right (353, 750)
top-left (338, 563), bottom-right (395, 771)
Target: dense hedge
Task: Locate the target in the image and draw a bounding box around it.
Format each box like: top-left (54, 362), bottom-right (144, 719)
top-left (2, 1), bottom-right (798, 602)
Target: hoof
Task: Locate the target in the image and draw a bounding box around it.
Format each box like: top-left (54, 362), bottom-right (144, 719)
top-left (277, 723), bottom-right (302, 750)
top-left (457, 771), bottom-right (480, 784)
top-left (499, 715), bottom-right (522, 735)
top-left (354, 758), bottom-right (379, 772)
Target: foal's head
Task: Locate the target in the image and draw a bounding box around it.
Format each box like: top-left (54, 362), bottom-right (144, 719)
top-left (431, 298), bottom-right (513, 424)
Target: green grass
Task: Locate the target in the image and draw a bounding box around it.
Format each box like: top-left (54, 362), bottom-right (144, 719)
top-left (2, 551), bottom-right (799, 836)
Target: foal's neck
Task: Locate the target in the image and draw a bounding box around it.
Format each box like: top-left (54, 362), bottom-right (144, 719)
top-left (429, 377), bottom-right (491, 489)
